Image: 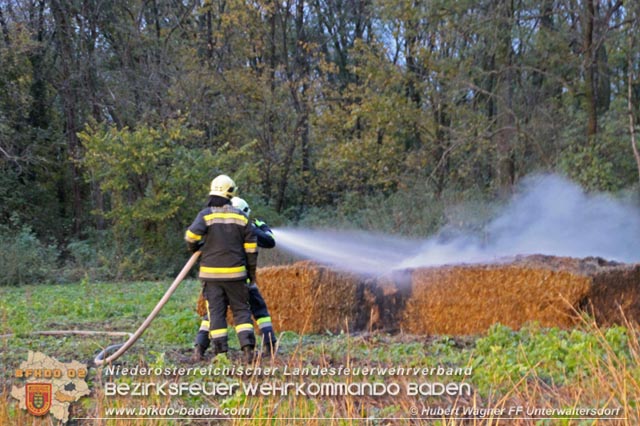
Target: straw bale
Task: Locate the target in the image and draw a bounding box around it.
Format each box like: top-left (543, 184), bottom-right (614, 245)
top-left (192, 264), bottom-right (368, 332)
top-left (585, 264), bottom-right (640, 325)
top-left (400, 256), bottom-right (640, 334)
top-left (400, 264), bottom-right (591, 335)
top-left (253, 256), bottom-right (640, 336)
top-left (255, 261), bottom-right (371, 334)
top-left (196, 291), bottom-right (207, 317)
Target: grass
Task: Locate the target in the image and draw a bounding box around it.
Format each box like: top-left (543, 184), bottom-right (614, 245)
top-left (1, 279), bottom-right (639, 425)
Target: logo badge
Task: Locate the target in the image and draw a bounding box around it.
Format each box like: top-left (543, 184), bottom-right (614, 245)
top-left (26, 383), bottom-right (52, 416)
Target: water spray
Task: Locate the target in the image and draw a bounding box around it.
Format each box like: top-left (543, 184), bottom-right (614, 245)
top-left (272, 228), bottom-right (422, 275)
top-left (272, 175), bottom-right (640, 275)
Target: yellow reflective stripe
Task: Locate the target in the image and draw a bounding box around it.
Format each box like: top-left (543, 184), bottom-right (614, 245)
top-left (185, 230), bottom-right (202, 242)
top-left (235, 323), bottom-right (254, 333)
top-left (244, 242), bottom-right (257, 253)
top-left (204, 212), bottom-right (248, 222)
top-left (200, 271), bottom-right (246, 279)
top-left (257, 316), bottom-right (272, 329)
top-left (257, 317), bottom-right (271, 325)
top-left (204, 212), bottom-right (248, 226)
top-left (209, 328), bottom-right (228, 338)
top-left (199, 320), bottom-right (210, 331)
top-left (199, 265), bottom-right (247, 280)
top-left (201, 266), bottom-right (246, 274)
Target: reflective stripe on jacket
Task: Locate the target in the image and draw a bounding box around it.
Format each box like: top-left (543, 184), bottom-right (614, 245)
top-left (185, 204), bottom-right (258, 282)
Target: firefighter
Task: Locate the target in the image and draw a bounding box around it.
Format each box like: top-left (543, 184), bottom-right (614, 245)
top-left (193, 196), bottom-right (278, 361)
top-left (185, 175), bottom-right (257, 363)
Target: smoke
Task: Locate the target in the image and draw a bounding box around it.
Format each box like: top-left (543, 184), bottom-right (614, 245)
top-left (274, 174), bottom-right (640, 274)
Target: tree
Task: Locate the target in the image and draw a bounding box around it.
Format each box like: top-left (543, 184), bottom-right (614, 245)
top-left (78, 119), bottom-right (210, 276)
top-left (626, 8), bottom-right (640, 184)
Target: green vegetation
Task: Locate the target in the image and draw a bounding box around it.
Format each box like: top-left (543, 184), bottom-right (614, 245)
top-left (0, 222), bottom-right (60, 286)
top-left (1, 280), bottom-right (638, 425)
top-left (1, 1), bottom-right (640, 281)
top-left (2, 2), bottom-right (639, 424)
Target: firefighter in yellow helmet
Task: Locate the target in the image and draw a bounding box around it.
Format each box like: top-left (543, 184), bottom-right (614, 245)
top-left (193, 196), bottom-right (277, 361)
top-left (185, 174), bottom-right (257, 363)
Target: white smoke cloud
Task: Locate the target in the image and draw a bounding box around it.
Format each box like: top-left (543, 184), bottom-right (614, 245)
top-left (402, 174), bottom-right (640, 267)
top-left (274, 174), bottom-right (640, 274)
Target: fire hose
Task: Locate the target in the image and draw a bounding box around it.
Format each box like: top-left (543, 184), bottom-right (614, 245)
top-left (0, 252), bottom-right (202, 366)
top-left (93, 251), bottom-right (201, 366)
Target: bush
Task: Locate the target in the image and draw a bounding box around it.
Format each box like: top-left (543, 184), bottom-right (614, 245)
top-left (0, 225), bottom-right (60, 286)
top-left (63, 228), bottom-right (189, 282)
top-left (63, 230), bottom-right (116, 282)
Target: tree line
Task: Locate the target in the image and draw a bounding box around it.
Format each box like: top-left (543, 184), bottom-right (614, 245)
top-left (1, 0), bottom-right (639, 281)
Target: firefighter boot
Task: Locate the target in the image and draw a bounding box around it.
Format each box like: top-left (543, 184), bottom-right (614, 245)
top-left (192, 344), bottom-right (206, 362)
top-left (211, 339), bottom-right (229, 359)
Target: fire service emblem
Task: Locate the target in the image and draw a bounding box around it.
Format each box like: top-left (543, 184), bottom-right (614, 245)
top-left (25, 383), bottom-right (52, 416)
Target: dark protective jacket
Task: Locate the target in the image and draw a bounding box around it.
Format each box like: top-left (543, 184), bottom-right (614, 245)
top-left (195, 218), bottom-right (277, 351)
top-left (252, 221), bottom-right (275, 249)
top-left (185, 200), bottom-right (258, 282)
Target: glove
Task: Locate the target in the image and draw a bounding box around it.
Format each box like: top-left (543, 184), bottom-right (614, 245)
top-left (254, 219), bottom-right (266, 227)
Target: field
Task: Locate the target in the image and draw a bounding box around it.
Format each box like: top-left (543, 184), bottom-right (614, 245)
top-left (1, 268), bottom-right (639, 425)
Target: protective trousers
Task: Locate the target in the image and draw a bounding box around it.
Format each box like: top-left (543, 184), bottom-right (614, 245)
top-left (203, 280), bottom-right (255, 353)
top-left (195, 315), bottom-right (211, 350)
top-left (247, 283), bottom-right (276, 347)
top-left (195, 284), bottom-right (276, 350)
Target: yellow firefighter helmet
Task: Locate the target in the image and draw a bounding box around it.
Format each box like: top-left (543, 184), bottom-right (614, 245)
top-left (209, 174), bottom-right (237, 199)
